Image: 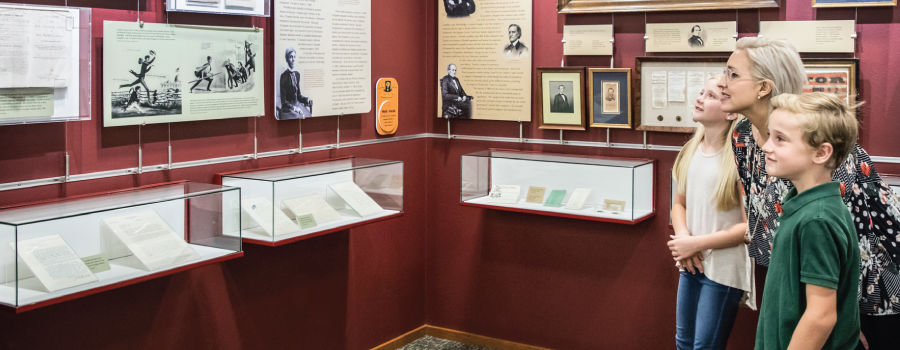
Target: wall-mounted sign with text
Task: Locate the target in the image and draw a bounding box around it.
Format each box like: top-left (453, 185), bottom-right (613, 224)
top-left (376, 78), bottom-right (398, 135)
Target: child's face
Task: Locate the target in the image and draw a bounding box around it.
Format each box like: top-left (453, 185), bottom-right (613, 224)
top-left (692, 80), bottom-right (731, 125)
top-left (761, 110), bottom-right (815, 179)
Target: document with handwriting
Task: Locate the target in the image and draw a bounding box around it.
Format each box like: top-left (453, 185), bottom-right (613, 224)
top-left (283, 194), bottom-right (342, 227)
top-left (102, 211), bottom-right (200, 271)
top-left (11, 234), bottom-right (97, 292)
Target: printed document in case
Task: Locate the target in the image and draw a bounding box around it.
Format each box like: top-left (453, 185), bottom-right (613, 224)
top-left (487, 185), bottom-right (521, 204)
top-left (102, 211), bottom-right (200, 271)
top-left (328, 182), bottom-right (385, 217)
top-left (240, 196), bottom-right (301, 237)
top-left (0, 6), bottom-right (74, 88)
top-left (565, 188), bottom-right (592, 210)
top-left (282, 194), bottom-right (342, 227)
top-left (11, 235), bottom-right (97, 292)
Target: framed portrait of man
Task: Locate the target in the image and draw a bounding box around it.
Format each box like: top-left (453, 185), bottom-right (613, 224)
top-left (534, 67), bottom-right (585, 130)
top-left (812, 0), bottom-right (896, 7)
top-left (802, 58), bottom-right (859, 106)
top-left (588, 68), bottom-right (631, 129)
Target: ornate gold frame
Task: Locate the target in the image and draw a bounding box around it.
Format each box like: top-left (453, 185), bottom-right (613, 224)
top-left (558, 0), bottom-right (780, 13)
top-left (812, 0), bottom-right (896, 8)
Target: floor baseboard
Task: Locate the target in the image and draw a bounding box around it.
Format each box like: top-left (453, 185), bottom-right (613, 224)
top-left (371, 325), bottom-right (553, 350)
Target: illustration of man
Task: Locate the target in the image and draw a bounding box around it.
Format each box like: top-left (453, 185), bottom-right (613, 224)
top-left (238, 62), bottom-right (248, 83)
top-left (123, 86), bottom-right (143, 114)
top-left (444, 0), bottom-right (475, 17)
top-left (440, 63), bottom-right (473, 119)
top-left (245, 41), bottom-right (256, 76)
top-left (279, 47), bottom-right (313, 119)
top-left (605, 87), bottom-right (616, 101)
top-left (688, 25), bottom-right (704, 48)
top-left (120, 50), bottom-right (156, 101)
top-left (384, 80), bottom-right (392, 92)
top-left (223, 59), bottom-right (239, 89)
top-left (504, 24), bottom-right (528, 58)
top-left (190, 56), bottom-right (214, 93)
top-left (551, 85), bottom-right (573, 113)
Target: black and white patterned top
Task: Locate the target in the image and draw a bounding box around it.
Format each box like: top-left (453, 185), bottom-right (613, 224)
top-left (732, 118), bottom-right (900, 315)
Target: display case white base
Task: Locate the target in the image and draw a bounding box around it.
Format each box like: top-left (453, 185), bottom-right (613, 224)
top-left (0, 244), bottom-right (238, 311)
top-left (462, 196), bottom-right (654, 224)
top-left (229, 209), bottom-right (402, 246)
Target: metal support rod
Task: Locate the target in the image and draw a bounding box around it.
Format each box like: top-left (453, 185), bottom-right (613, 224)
top-left (166, 123), bottom-right (172, 169)
top-left (65, 153), bottom-right (70, 182)
top-left (137, 123), bottom-right (143, 174)
top-left (298, 119), bottom-right (303, 153)
top-left (336, 114), bottom-right (341, 149)
top-left (447, 119), bottom-right (451, 139)
top-left (643, 131), bottom-right (648, 149)
top-left (519, 121), bottom-right (523, 143)
top-left (167, 145), bottom-right (172, 169)
top-left (559, 130), bottom-right (564, 144)
top-left (606, 128), bottom-right (611, 147)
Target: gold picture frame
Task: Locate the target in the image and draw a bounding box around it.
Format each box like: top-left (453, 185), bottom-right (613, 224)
top-left (813, 0), bottom-right (896, 8)
top-left (557, 0), bottom-right (780, 13)
top-left (588, 68), bottom-right (632, 129)
top-left (535, 67), bottom-right (587, 131)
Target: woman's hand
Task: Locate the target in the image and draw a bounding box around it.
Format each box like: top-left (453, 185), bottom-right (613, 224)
top-left (669, 235), bottom-right (705, 261)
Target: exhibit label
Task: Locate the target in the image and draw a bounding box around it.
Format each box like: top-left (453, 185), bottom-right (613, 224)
top-left (563, 25), bottom-right (613, 56)
top-left (274, 0), bottom-right (372, 119)
top-left (759, 20), bottom-right (855, 53)
top-left (437, 0), bottom-right (532, 121)
top-left (645, 22), bottom-right (736, 53)
top-left (103, 21), bottom-right (265, 126)
top-left (0, 88), bottom-right (54, 119)
top-left (376, 78), bottom-right (398, 135)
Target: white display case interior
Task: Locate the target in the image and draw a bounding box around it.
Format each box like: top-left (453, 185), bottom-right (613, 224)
top-left (0, 181), bottom-right (242, 312)
top-left (219, 157), bottom-right (403, 246)
top-left (460, 149), bottom-right (656, 224)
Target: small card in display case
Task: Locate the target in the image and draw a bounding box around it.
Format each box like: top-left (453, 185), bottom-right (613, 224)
top-left (487, 185), bottom-right (521, 204)
top-left (525, 186), bottom-right (547, 204)
top-left (544, 190), bottom-right (566, 207)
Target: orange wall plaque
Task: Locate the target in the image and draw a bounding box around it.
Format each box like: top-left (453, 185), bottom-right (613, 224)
top-left (376, 78), bottom-right (398, 135)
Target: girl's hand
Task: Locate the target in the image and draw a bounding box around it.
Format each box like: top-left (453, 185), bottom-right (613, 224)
top-left (669, 235), bottom-right (704, 261)
top-left (679, 253), bottom-right (704, 274)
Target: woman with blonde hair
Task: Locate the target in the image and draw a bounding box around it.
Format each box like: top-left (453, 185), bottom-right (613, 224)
top-left (719, 37), bottom-right (900, 350)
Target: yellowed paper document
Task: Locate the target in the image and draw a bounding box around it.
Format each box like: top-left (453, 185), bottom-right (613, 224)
top-left (525, 186), bottom-right (546, 204)
top-left (11, 235), bottom-right (97, 292)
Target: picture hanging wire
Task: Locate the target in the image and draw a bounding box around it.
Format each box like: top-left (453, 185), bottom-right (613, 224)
top-left (854, 9), bottom-right (858, 59)
top-left (610, 13), bottom-right (615, 68)
top-left (644, 12), bottom-right (647, 57)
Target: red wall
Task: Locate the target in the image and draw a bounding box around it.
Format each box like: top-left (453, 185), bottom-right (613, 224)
top-left (0, 0), bottom-right (429, 349)
top-left (425, 1), bottom-right (900, 350)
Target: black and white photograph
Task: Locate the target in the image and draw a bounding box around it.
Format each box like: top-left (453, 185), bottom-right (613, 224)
top-left (687, 25), bottom-right (705, 49)
top-left (549, 81), bottom-right (574, 113)
top-left (588, 68), bottom-right (631, 129)
top-left (188, 39), bottom-right (258, 94)
top-left (443, 0), bottom-right (476, 17)
top-left (504, 24), bottom-right (529, 58)
top-left (275, 47), bottom-right (313, 120)
top-left (110, 50), bottom-right (183, 119)
top-left (440, 63), bottom-right (473, 119)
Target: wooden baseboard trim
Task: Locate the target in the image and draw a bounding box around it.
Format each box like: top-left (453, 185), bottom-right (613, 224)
top-left (371, 325), bottom-right (553, 350)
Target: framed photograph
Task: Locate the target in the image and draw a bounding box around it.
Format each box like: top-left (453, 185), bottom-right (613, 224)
top-left (802, 58), bottom-right (859, 106)
top-left (813, 0), bottom-right (896, 8)
top-left (535, 67), bottom-right (586, 130)
top-left (634, 56), bottom-right (729, 133)
top-left (588, 68), bottom-right (631, 129)
top-left (557, 0), bottom-right (779, 13)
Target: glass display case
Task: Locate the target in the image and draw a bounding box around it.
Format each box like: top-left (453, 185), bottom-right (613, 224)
top-left (218, 157), bottom-right (404, 246)
top-left (166, 0), bottom-right (271, 17)
top-left (0, 181), bottom-right (242, 312)
top-left (460, 149), bottom-right (656, 224)
top-left (883, 174), bottom-right (900, 194)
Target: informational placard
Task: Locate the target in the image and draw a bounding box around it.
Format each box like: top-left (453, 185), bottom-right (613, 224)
top-left (168, 0), bottom-right (270, 17)
top-left (437, 0), bottom-right (532, 121)
top-left (103, 21), bottom-right (264, 127)
top-left (328, 182), bottom-right (384, 217)
top-left (274, 0), bottom-right (372, 119)
top-left (101, 211), bottom-right (200, 271)
top-left (487, 185), bottom-right (520, 204)
top-left (375, 78), bottom-right (398, 135)
top-left (563, 25), bottom-right (613, 56)
top-left (0, 89), bottom-right (54, 119)
top-left (645, 22), bottom-right (736, 52)
top-left (760, 20), bottom-right (855, 53)
top-left (240, 196), bottom-right (301, 237)
top-left (11, 235), bottom-right (97, 292)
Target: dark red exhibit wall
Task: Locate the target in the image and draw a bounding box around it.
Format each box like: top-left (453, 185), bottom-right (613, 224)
top-left (0, 0), bottom-right (430, 349)
top-left (425, 0), bottom-right (900, 349)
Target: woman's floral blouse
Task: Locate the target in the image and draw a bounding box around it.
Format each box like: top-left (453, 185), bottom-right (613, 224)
top-left (733, 118), bottom-right (900, 315)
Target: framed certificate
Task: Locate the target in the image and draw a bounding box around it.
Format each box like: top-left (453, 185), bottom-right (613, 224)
top-left (634, 56), bottom-right (729, 133)
top-left (588, 68), bottom-right (631, 129)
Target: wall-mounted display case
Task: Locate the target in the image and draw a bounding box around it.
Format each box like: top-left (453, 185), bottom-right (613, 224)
top-left (218, 157), bottom-right (404, 246)
top-left (166, 0), bottom-right (270, 17)
top-left (460, 149), bottom-right (656, 224)
top-left (0, 181), bottom-right (243, 313)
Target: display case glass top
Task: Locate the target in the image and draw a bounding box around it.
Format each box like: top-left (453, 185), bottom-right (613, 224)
top-left (219, 157), bottom-right (404, 246)
top-left (0, 182), bottom-right (243, 312)
top-left (461, 149), bottom-right (656, 224)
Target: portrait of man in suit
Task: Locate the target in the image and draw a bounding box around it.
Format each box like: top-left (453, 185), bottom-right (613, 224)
top-left (504, 24), bottom-right (528, 58)
top-left (278, 47), bottom-right (313, 120)
top-left (444, 0), bottom-right (476, 18)
top-left (688, 25), bottom-right (704, 48)
top-left (550, 84), bottom-right (574, 113)
top-left (440, 63), bottom-right (473, 119)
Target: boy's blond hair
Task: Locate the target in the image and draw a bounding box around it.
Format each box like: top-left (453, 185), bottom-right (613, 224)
top-left (770, 93), bottom-right (859, 169)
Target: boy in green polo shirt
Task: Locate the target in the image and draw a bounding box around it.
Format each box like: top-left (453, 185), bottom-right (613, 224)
top-left (755, 93), bottom-right (860, 350)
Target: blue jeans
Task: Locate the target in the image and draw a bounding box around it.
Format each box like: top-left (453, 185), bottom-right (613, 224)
top-left (676, 271), bottom-right (743, 350)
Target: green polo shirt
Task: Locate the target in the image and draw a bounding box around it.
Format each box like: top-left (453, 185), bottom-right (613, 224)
top-left (755, 181), bottom-right (860, 350)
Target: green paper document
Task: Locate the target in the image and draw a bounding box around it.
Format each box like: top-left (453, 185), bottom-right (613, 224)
top-left (80, 253), bottom-right (111, 273)
top-left (544, 190), bottom-right (566, 207)
top-left (0, 88), bottom-right (54, 119)
top-left (297, 213), bottom-right (318, 229)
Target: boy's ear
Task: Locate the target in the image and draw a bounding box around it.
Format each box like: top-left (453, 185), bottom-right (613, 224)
top-left (812, 142), bottom-right (834, 166)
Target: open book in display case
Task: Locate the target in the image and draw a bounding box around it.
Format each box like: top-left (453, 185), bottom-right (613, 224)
top-left (217, 157), bottom-right (404, 246)
top-left (460, 149), bottom-right (656, 224)
top-left (0, 181), bottom-right (243, 313)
